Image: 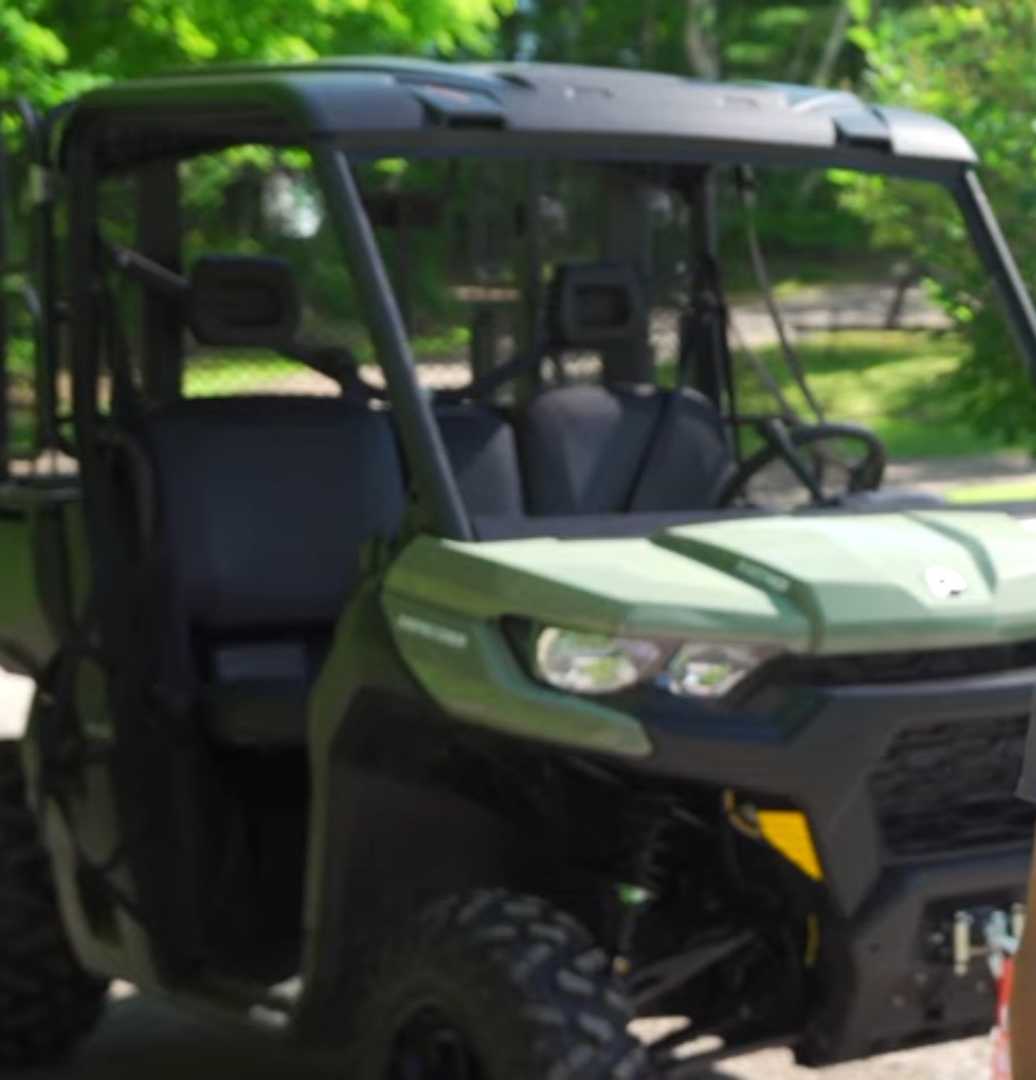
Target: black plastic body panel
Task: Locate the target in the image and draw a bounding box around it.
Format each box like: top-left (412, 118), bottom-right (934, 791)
top-left (60, 62), bottom-right (979, 171)
top-left (801, 848), bottom-right (1028, 1064)
top-left (643, 669), bottom-right (1035, 915)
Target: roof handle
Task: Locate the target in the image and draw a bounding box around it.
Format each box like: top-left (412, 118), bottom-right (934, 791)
top-left (834, 109), bottom-right (892, 151)
top-left (409, 84), bottom-right (506, 130)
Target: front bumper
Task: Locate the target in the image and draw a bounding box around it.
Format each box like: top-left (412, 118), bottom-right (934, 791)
top-left (639, 667), bottom-right (1036, 1060)
top-left (801, 847), bottom-right (1027, 1063)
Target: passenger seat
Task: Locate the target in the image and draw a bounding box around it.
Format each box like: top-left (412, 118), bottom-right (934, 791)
top-left (517, 383), bottom-right (733, 516)
top-left (140, 396), bottom-right (407, 744)
top-left (435, 403), bottom-right (525, 521)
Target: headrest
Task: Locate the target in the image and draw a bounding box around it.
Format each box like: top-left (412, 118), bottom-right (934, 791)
top-left (188, 255), bottom-right (301, 349)
top-left (546, 262), bottom-right (646, 350)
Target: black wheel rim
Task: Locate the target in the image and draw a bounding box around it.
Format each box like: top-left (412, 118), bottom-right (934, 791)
top-left (389, 1005), bottom-right (485, 1080)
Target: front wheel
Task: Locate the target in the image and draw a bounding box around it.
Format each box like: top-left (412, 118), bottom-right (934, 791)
top-left (351, 889), bottom-right (653, 1080)
top-left (0, 740), bottom-right (108, 1069)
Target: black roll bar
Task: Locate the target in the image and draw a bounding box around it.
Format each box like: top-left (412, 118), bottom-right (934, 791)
top-left (313, 142), bottom-right (472, 542)
top-left (955, 169), bottom-right (1036, 383)
top-left (0, 97), bottom-right (62, 462)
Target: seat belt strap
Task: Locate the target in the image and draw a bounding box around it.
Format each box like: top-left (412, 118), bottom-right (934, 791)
top-left (622, 390), bottom-right (683, 513)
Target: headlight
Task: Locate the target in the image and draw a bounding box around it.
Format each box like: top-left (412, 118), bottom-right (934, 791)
top-left (662, 643), bottom-right (769, 698)
top-left (534, 629), bottom-right (665, 696)
top-left (531, 626), bottom-right (774, 699)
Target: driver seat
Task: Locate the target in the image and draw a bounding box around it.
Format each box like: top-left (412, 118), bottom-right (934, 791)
top-left (518, 383), bottom-right (734, 516)
top-left (508, 262), bottom-right (735, 516)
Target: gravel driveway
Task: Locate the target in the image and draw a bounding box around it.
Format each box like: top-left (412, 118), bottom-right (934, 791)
top-left (22, 994), bottom-right (992, 1079)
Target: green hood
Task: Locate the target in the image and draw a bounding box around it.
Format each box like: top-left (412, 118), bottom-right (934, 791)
top-left (386, 510), bottom-right (1036, 655)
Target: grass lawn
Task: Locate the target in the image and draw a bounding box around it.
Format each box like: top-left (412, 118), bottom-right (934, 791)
top-left (732, 329), bottom-right (1020, 460)
top-left (948, 481), bottom-right (1036, 504)
top-left (723, 252), bottom-right (901, 302)
top-left (182, 326), bottom-right (469, 397)
top-left (182, 326), bottom-right (1027, 471)
top-left (183, 355), bottom-right (305, 397)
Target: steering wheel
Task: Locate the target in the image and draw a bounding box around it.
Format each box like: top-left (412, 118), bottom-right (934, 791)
top-left (716, 419), bottom-right (887, 509)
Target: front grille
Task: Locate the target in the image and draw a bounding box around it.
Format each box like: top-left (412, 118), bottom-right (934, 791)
top-left (871, 714), bottom-right (1035, 858)
top-left (771, 641), bottom-right (1036, 688)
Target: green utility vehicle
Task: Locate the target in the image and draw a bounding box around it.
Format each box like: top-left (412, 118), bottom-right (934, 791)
top-left (2, 61), bottom-right (1036, 1078)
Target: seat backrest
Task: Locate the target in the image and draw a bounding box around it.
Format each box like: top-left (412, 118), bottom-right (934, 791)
top-left (435, 404), bottom-right (524, 519)
top-left (517, 384), bottom-right (732, 516)
top-left (144, 396), bottom-right (406, 636)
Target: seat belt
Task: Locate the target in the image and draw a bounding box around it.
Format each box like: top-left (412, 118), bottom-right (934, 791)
top-left (680, 252), bottom-right (748, 463)
top-left (622, 389), bottom-right (685, 513)
top-left (435, 339), bottom-right (546, 404)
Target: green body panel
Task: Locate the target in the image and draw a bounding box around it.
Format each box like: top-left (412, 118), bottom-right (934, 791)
top-left (659, 510), bottom-right (1036, 651)
top-left (386, 536), bottom-right (811, 645)
top-left (380, 595), bottom-right (653, 757)
top-left (0, 517), bottom-right (44, 674)
top-left (384, 510), bottom-right (1036, 754)
top-left (0, 487), bottom-right (85, 678)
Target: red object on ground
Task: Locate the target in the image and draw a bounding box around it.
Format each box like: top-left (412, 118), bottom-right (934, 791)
top-left (993, 955), bottom-right (1016, 1080)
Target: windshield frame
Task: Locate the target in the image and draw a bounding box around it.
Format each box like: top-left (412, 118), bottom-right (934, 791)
top-left (335, 130), bottom-right (974, 184)
top-left (315, 140), bottom-right (1036, 542)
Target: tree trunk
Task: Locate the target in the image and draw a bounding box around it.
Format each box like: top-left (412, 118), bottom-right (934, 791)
top-left (794, 0), bottom-right (853, 204)
top-left (685, 0), bottom-right (720, 78)
top-left (810, 0), bottom-right (852, 87)
top-left (787, 17), bottom-right (819, 84)
top-left (497, 8), bottom-right (523, 62)
top-left (640, 0), bottom-right (659, 67)
top-left (564, 0), bottom-right (588, 63)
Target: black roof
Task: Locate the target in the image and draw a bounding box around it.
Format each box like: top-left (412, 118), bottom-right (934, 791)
top-left (60, 58), bottom-right (978, 174)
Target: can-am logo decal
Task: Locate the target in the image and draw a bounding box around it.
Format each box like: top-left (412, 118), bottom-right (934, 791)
top-left (924, 566), bottom-right (968, 599)
top-left (395, 613), bottom-right (469, 650)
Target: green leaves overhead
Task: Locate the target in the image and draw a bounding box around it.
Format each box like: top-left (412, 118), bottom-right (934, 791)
top-left (507, 0), bottom-right (866, 86)
top-left (845, 0), bottom-right (1036, 445)
top-left (0, 1), bottom-right (72, 102)
top-left (1, 0), bottom-right (516, 103)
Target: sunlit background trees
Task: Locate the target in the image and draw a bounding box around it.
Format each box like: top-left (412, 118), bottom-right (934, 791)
top-left (4, 0), bottom-right (1036, 447)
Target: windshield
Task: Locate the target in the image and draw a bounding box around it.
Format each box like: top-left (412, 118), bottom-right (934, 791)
top-left (347, 150), bottom-right (1023, 534)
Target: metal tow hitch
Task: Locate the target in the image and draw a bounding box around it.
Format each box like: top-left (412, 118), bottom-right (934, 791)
top-left (951, 905), bottom-right (1024, 1080)
top-left (951, 904), bottom-right (1024, 977)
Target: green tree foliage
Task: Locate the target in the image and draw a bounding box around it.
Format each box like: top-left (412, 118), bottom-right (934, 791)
top-left (2, 0), bottom-right (514, 103)
top-left (503, 0), bottom-right (863, 86)
top-left (844, 0), bottom-right (1036, 444)
top-left (0, 0), bottom-right (516, 393)
top-left (501, 1), bottom-right (870, 254)
top-left (0, 1), bottom-right (98, 103)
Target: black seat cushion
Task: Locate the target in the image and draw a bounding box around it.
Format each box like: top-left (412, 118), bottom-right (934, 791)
top-left (517, 384), bottom-right (732, 516)
top-left (517, 384), bottom-right (659, 516)
top-left (135, 396), bottom-right (408, 745)
top-left (146, 396), bottom-right (407, 634)
top-left (435, 403), bottom-right (524, 518)
top-left (626, 389), bottom-right (734, 514)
